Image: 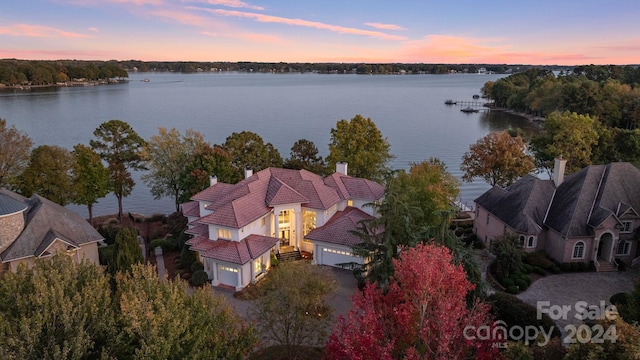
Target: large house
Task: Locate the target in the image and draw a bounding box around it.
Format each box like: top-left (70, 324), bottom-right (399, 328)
top-left (0, 189), bottom-right (103, 274)
top-left (474, 159), bottom-right (640, 271)
top-left (181, 163), bottom-right (384, 290)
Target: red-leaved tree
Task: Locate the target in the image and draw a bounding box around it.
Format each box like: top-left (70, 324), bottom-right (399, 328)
top-left (325, 242), bottom-right (500, 360)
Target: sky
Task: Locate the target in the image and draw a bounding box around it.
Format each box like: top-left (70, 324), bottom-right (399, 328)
top-left (1, 0), bottom-right (639, 65)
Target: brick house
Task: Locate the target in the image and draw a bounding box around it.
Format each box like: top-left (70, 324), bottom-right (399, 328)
top-left (474, 159), bottom-right (640, 271)
top-left (0, 189), bottom-right (103, 274)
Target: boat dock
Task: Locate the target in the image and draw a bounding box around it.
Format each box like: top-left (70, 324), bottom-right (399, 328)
top-left (444, 100), bottom-right (490, 111)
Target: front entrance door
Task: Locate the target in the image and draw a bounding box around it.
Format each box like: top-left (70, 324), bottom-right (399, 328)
top-left (278, 209), bottom-right (292, 247)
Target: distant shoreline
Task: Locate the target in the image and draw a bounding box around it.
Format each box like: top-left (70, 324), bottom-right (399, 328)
top-left (486, 104), bottom-right (545, 127)
top-left (0, 79), bottom-right (128, 90)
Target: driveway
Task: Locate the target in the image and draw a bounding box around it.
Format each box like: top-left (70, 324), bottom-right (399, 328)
top-left (517, 270), bottom-right (637, 329)
top-left (214, 266), bottom-right (358, 320)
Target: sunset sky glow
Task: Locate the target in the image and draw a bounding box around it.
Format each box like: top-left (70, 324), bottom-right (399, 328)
top-left (1, 0), bottom-right (639, 65)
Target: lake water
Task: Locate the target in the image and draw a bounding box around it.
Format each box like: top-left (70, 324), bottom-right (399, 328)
top-left (0, 72), bottom-right (538, 218)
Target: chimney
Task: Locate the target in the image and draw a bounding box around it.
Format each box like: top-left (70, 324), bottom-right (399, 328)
top-left (244, 166), bottom-right (253, 179)
top-left (209, 175), bottom-right (217, 187)
top-left (553, 157), bottom-right (567, 187)
top-left (336, 162), bottom-right (348, 175)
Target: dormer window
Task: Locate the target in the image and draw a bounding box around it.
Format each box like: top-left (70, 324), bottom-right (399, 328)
top-left (218, 228), bottom-right (231, 240)
top-left (621, 221), bottom-right (632, 233)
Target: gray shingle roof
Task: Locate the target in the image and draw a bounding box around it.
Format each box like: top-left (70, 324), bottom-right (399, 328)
top-left (0, 192), bottom-right (104, 262)
top-left (475, 174), bottom-right (554, 234)
top-left (0, 189), bottom-right (28, 216)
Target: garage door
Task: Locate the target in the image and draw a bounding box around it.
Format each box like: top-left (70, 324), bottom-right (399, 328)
top-left (218, 265), bottom-right (238, 287)
top-left (319, 247), bottom-right (360, 268)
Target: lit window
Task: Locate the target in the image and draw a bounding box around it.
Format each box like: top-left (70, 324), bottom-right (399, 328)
top-left (254, 257), bottom-right (263, 274)
top-left (572, 241), bottom-right (585, 259)
top-left (303, 210), bottom-right (316, 236)
top-left (218, 228), bottom-right (232, 239)
top-left (621, 221), bottom-right (632, 233)
top-left (219, 265), bottom-right (238, 273)
top-left (616, 240), bottom-right (631, 256)
top-left (348, 200), bottom-right (353, 207)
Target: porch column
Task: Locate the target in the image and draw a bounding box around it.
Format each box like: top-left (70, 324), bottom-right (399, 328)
top-left (274, 211), bottom-right (280, 252)
top-left (212, 262), bottom-right (219, 286)
top-left (236, 266), bottom-right (243, 291)
top-left (608, 236), bottom-right (617, 262)
top-left (294, 209), bottom-right (302, 250)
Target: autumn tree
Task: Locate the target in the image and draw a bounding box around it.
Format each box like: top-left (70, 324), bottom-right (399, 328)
top-left (250, 261), bottom-right (336, 359)
top-left (351, 159), bottom-right (459, 286)
top-left (461, 130), bottom-right (535, 187)
top-left (0, 256), bottom-right (121, 359)
top-left (0, 118), bottom-right (33, 189)
top-left (564, 316), bottom-right (640, 360)
top-left (222, 131), bottom-right (283, 178)
top-left (178, 143), bottom-right (238, 203)
top-left (72, 144), bottom-right (110, 225)
top-left (283, 138), bottom-right (327, 175)
top-left (90, 120), bottom-right (146, 219)
top-left (531, 111), bottom-right (599, 174)
top-left (115, 264), bottom-right (257, 359)
top-left (0, 256), bottom-right (257, 360)
top-left (326, 243), bottom-right (498, 360)
top-left (19, 145), bottom-right (75, 205)
top-left (326, 114), bottom-right (393, 181)
top-left (142, 127), bottom-right (207, 211)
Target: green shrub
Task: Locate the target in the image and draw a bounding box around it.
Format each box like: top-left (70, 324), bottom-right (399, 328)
top-left (560, 262), bottom-right (571, 272)
top-left (181, 272), bottom-right (192, 281)
top-left (577, 262), bottom-right (587, 272)
top-left (190, 270), bottom-right (209, 287)
top-left (514, 278), bottom-right (529, 291)
top-left (610, 292), bottom-right (629, 306)
top-left (270, 253), bottom-right (280, 267)
top-left (501, 277), bottom-right (515, 288)
top-left (97, 224), bottom-right (120, 245)
top-left (522, 264), bottom-right (533, 273)
top-left (150, 237), bottom-right (177, 252)
top-left (550, 265), bottom-right (561, 274)
top-left (147, 213), bottom-right (168, 223)
top-left (488, 292), bottom-right (561, 339)
top-left (570, 262), bottom-right (579, 271)
top-left (191, 260), bottom-right (204, 273)
top-left (98, 244), bottom-right (116, 266)
top-left (524, 251), bottom-right (554, 270)
top-left (507, 285), bottom-right (519, 294)
top-left (533, 266), bottom-right (546, 275)
top-left (180, 246), bottom-right (197, 269)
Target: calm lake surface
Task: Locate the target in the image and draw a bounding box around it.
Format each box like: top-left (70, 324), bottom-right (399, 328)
top-left (0, 72), bottom-right (539, 218)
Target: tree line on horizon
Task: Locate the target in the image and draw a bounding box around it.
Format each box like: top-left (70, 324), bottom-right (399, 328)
top-left (0, 58), bottom-right (583, 86)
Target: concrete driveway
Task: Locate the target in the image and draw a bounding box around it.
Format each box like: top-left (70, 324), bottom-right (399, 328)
top-left (517, 270), bottom-right (638, 329)
top-left (214, 266), bottom-right (358, 321)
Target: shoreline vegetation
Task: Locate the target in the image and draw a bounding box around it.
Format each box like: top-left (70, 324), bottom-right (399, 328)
top-left (0, 78), bottom-right (128, 90)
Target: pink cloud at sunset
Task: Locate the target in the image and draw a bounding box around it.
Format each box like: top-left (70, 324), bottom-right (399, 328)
top-left (365, 22), bottom-right (406, 31)
top-left (0, 24), bottom-right (89, 39)
top-left (183, 0), bottom-right (264, 11)
top-left (190, 7), bottom-right (407, 41)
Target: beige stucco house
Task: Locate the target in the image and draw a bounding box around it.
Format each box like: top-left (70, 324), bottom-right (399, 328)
top-left (474, 159), bottom-right (640, 271)
top-left (0, 189), bottom-right (103, 274)
top-left (181, 163), bottom-right (384, 290)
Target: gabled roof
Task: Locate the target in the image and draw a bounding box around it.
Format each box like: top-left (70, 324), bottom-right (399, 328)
top-left (190, 167), bottom-right (382, 229)
top-left (477, 162), bottom-right (640, 239)
top-left (190, 235), bottom-right (278, 265)
top-left (475, 174), bottom-right (555, 234)
top-left (0, 191), bottom-right (104, 263)
top-left (305, 207), bottom-right (374, 247)
top-left (324, 172), bottom-right (385, 201)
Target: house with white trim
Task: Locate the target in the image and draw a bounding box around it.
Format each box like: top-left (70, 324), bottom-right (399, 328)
top-left (0, 189), bottom-right (102, 274)
top-left (474, 159), bottom-right (640, 271)
top-left (181, 163), bottom-right (384, 290)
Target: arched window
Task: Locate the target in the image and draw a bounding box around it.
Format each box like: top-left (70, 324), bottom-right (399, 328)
top-left (527, 236), bottom-right (535, 248)
top-left (518, 235), bottom-right (525, 248)
top-left (572, 241), bottom-right (585, 259)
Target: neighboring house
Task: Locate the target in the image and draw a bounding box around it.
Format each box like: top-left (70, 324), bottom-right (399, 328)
top-left (181, 163), bottom-right (384, 290)
top-left (0, 189), bottom-right (103, 274)
top-left (474, 158), bottom-right (640, 271)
